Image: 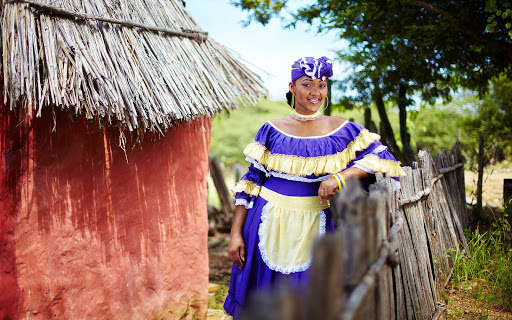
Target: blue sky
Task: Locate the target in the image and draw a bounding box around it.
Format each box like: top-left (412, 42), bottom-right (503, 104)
top-left (186, 1), bottom-right (346, 101)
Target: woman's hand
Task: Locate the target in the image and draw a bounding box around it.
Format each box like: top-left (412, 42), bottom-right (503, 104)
top-left (228, 233), bottom-right (246, 268)
top-left (318, 176), bottom-right (340, 204)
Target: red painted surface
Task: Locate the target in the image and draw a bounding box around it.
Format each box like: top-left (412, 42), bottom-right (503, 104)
top-left (0, 103), bottom-right (211, 319)
top-left (0, 90), bottom-right (23, 319)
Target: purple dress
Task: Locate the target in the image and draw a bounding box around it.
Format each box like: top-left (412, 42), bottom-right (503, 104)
top-left (223, 120), bottom-right (405, 319)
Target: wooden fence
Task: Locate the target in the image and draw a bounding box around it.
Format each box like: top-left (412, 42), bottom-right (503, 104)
top-left (240, 143), bottom-right (468, 320)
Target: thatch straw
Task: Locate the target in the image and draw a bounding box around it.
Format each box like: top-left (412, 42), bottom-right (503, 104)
top-left (1, 0), bottom-right (267, 136)
top-left (8, 0), bottom-right (209, 40)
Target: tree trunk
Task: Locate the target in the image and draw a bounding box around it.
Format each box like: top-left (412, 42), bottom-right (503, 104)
top-left (372, 78), bottom-right (405, 163)
top-left (475, 132), bottom-right (485, 222)
top-left (324, 81), bottom-right (332, 116)
top-left (364, 105), bottom-right (371, 129)
top-left (398, 82), bottom-right (415, 166)
top-left (495, 144), bottom-right (505, 162)
top-left (364, 105), bottom-right (379, 134)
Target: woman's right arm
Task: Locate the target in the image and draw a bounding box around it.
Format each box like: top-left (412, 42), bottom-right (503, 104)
top-left (228, 205), bottom-right (248, 268)
top-left (227, 123), bottom-right (272, 268)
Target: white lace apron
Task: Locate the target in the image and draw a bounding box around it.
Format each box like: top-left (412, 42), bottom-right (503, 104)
top-left (257, 187), bottom-right (329, 275)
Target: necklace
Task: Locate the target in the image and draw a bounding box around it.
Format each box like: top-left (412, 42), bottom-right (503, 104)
top-left (291, 109), bottom-right (321, 121)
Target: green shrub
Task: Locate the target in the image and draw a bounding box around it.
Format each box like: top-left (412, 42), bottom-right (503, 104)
top-left (450, 213), bottom-right (512, 311)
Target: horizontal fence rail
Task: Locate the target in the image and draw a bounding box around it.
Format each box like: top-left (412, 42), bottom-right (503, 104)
top-left (240, 143), bottom-right (468, 320)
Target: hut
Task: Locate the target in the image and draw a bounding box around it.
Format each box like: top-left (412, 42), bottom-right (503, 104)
top-left (0, 0), bottom-right (265, 319)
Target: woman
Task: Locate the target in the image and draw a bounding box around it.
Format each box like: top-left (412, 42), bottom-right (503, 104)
top-left (223, 57), bottom-right (405, 319)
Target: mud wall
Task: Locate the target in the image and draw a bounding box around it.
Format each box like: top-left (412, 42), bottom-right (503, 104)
top-left (0, 105), bottom-right (211, 319)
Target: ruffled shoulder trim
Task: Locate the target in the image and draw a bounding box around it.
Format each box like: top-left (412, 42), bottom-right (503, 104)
top-left (354, 154), bottom-right (407, 177)
top-left (243, 129), bottom-right (381, 177)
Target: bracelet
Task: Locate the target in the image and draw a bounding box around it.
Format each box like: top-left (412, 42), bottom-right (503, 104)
top-left (332, 174), bottom-right (342, 192)
top-left (332, 173), bottom-right (346, 193)
top-left (338, 173), bottom-right (346, 189)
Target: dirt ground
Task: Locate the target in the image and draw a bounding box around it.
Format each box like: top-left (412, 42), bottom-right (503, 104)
top-left (207, 236), bottom-right (231, 319)
top-left (465, 163), bottom-right (512, 207)
top-left (208, 236), bottom-right (232, 286)
top-left (445, 162), bottom-right (512, 319)
top-left (443, 280), bottom-right (512, 319)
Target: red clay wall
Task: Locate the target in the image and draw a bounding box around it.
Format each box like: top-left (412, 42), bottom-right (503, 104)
top-left (0, 104), bottom-right (211, 319)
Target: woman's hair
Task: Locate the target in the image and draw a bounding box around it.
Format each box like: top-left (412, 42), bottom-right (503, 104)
top-left (286, 91), bottom-right (293, 108)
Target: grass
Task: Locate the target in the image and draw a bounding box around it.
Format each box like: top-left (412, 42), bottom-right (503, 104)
top-left (448, 210), bottom-right (512, 313)
top-left (208, 283), bottom-right (229, 310)
top-left (168, 299), bottom-right (201, 320)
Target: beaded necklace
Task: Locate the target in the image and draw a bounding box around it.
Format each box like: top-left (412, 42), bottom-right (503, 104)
top-left (291, 109), bottom-right (321, 121)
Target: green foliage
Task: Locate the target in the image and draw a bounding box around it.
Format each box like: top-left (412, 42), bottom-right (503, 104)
top-left (233, 0), bottom-right (287, 26)
top-left (449, 213), bottom-right (512, 311)
top-left (410, 76), bottom-right (512, 162)
top-left (485, 0), bottom-right (512, 37)
top-left (411, 106), bottom-right (469, 156)
top-left (234, 0), bottom-right (512, 96)
top-left (210, 99), bottom-right (290, 164)
top-left (479, 77), bottom-right (512, 140)
top-left (459, 76), bottom-right (512, 166)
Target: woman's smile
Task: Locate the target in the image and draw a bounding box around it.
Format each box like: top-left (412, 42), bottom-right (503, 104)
top-left (308, 97), bottom-right (320, 105)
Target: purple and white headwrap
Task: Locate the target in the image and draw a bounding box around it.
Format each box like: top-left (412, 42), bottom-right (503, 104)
top-left (291, 57), bottom-right (333, 82)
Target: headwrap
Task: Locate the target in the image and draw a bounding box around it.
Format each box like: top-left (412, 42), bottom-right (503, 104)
top-left (291, 57), bottom-right (333, 82)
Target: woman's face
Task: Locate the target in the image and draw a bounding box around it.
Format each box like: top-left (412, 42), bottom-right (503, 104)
top-left (289, 76), bottom-right (328, 114)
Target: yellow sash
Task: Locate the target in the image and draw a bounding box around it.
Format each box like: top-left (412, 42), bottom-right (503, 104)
top-left (259, 186), bottom-right (330, 210)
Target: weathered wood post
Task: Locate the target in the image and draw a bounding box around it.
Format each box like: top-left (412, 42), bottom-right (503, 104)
top-left (434, 140), bottom-right (469, 231)
top-left (475, 132), bottom-right (485, 221)
top-left (505, 179), bottom-right (512, 220)
top-left (209, 155), bottom-right (235, 220)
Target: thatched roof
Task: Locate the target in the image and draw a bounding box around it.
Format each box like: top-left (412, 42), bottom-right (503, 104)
top-left (1, 0), bottom-right (267, 136)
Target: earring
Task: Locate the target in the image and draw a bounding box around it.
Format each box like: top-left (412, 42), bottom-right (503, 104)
top-left (322, 96), bottom-right (329, 111)
top-left (291, 93), bottom-right (295, 109)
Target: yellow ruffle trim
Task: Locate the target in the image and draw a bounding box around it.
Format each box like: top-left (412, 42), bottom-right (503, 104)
top-left (354, 154), bottom-right (407, 177)
top-left (231, 180), bottom-right (261, 196)
top-left (243, 129), bottom-right (381, 177)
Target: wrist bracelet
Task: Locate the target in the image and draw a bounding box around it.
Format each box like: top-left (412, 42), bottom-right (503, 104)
top-left (338, 173), bottom-right (346, 189)
top-left (332, 174), bottom-right (342, 192)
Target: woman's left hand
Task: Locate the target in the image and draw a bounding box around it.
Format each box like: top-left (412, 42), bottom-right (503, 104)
top-left (318, 177), bottom-right (339, 205)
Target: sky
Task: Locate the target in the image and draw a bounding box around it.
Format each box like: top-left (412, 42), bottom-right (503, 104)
top-left (185, 1), bottom-right (346, 101)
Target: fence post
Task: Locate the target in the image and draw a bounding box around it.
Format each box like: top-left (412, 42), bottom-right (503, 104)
top-left (209, 156), bottom-right (235, 220)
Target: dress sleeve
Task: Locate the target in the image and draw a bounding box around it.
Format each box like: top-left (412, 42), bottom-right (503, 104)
top-left (232, 163), bottom-right (268, 209)
top-left (347, 139), bottom-right (406, 190)
top-left (231, 123), bottom-right (271, 209)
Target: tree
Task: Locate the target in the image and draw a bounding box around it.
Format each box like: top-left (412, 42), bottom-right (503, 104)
top-left (409, 76), bottom-right (512, 221)
top-left (466, 76), bottom-right (512, 220)
top-left (233, 0), bottom-right (512, 166)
